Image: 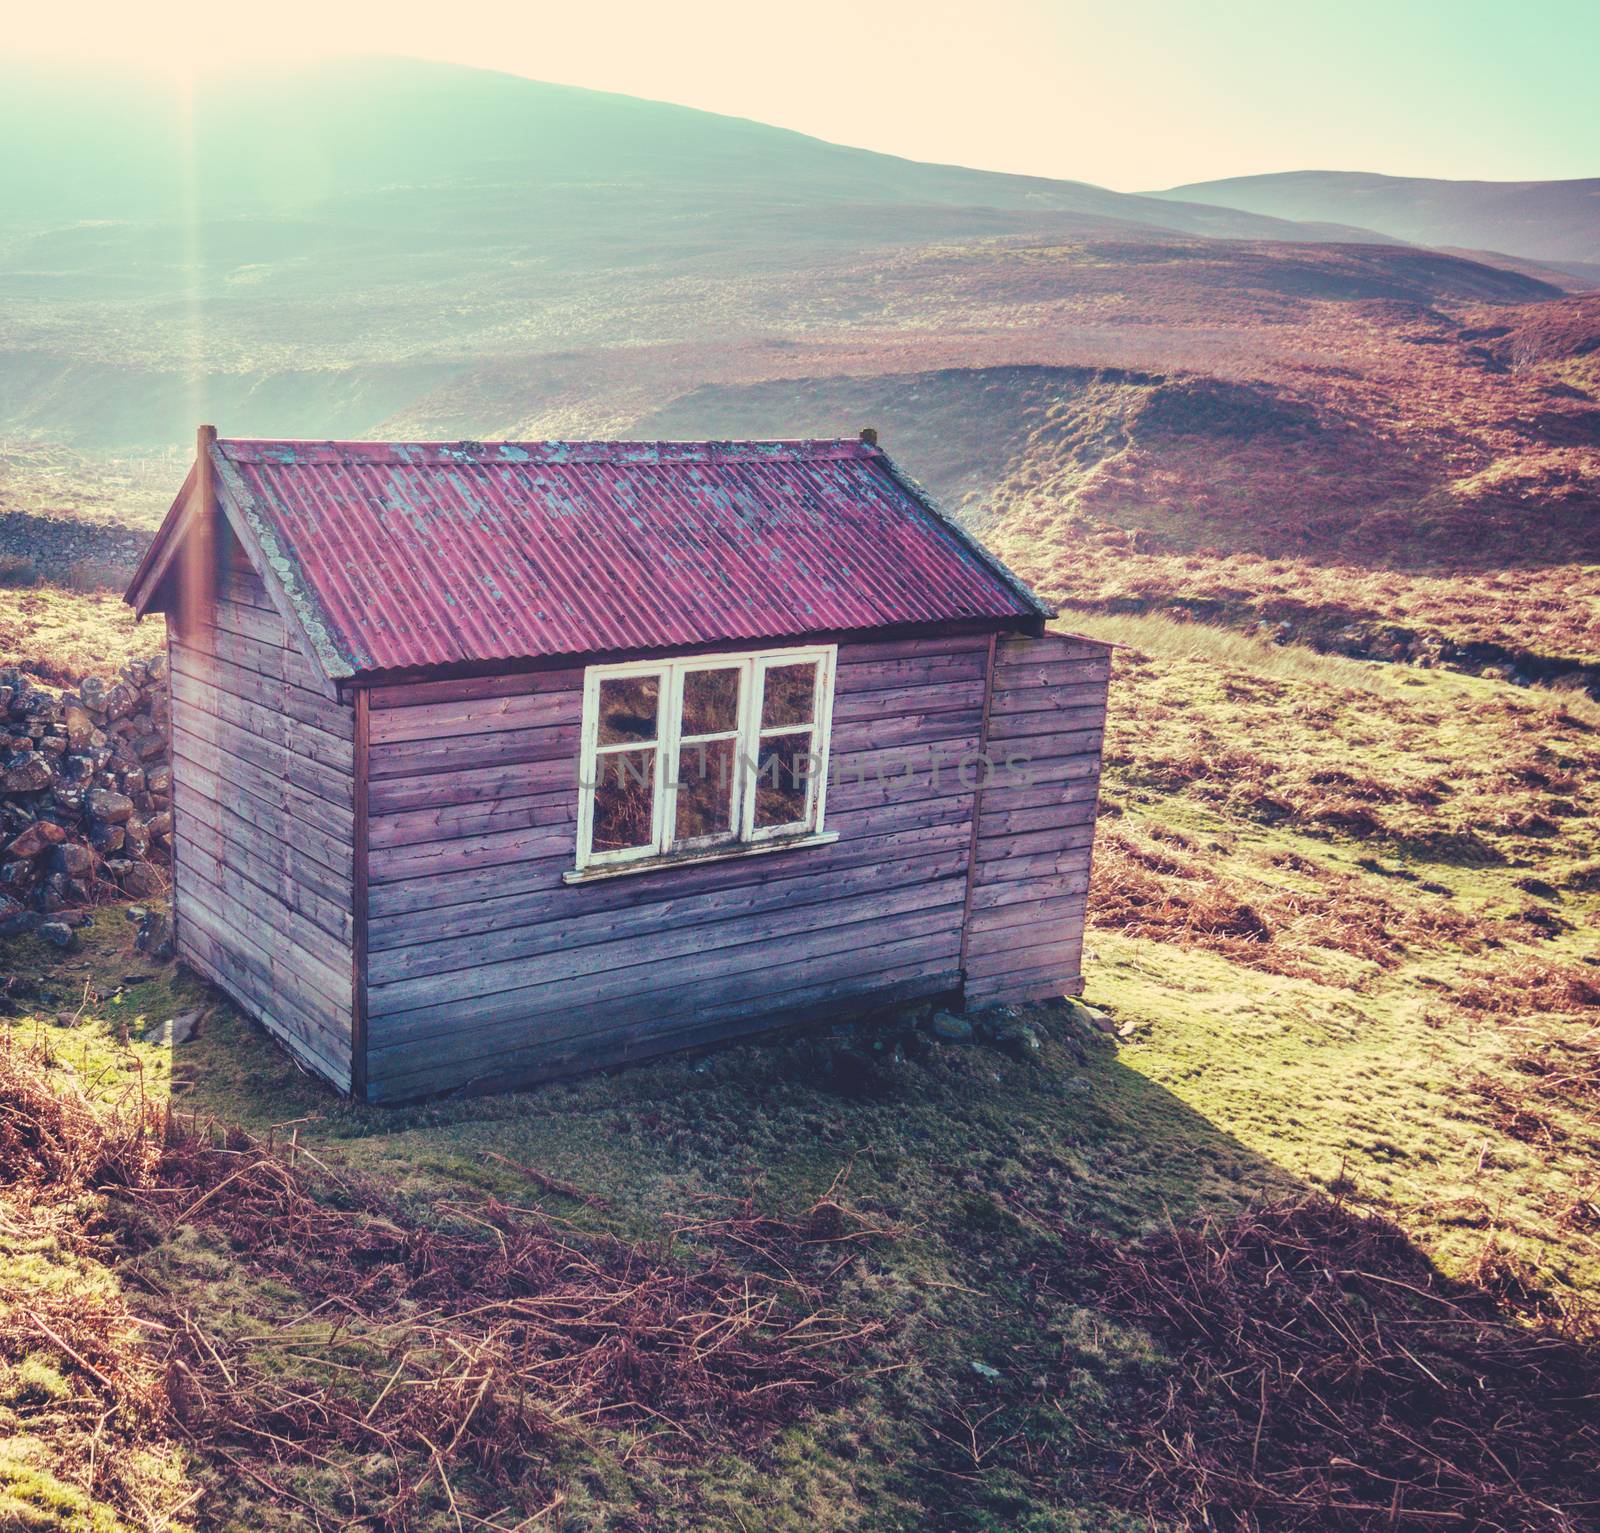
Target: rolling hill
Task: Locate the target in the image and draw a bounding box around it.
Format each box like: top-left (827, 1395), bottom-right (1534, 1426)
top-left (0, 55), bottom-right (1594, 674)
top-left (1153, 170), bottom-right (1600, 272)
top-left (0, 53), bottom-right (1448, 455)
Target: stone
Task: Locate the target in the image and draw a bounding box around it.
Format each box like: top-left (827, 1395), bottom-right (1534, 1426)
top-left (51, 843), bottom-right (95, 878)
top-left (145, 810), bottom-right (173, 842)
top-left (0, 908), bottom-right (39, 937)
top-left (930, 1011), bottom-right (974, 1042)
top-left (89, 822), bottom-right (126, 855)
top-left (994, 1022), bottom-right (1042, 1060)
top-left (142, 1009), bottom-right (202, 1048)
top-left (102, 682), bottom-right (137, 722)
top-left (38, 920), bottom-right (75, 950)
top-left (125, 906), bottom-right (148, 922)
top-left (971, 1005), bottom-right (1019, 1042)
top-left (5, 820), bottom-right (67, 859)
top-left (1065, 999), bottom-right (1117, 1036)
top-left (121, 863), bottom-right (165, 898)
top-left (120, 767), bottom-right (146, 797)
top-left (87, 789), bottom-right (135, 823)
top-left (63, 703), bottom-right (94, 750)
top-left (123, 820), bottom-right (152, 858)
top-left (146, 765), bottom-right (172, 796)
top-left (0, 859), bottom-right (35, 890)
top-left (132, 732), bottom-right (165, 761)
top-left (135, 909), bottom-right (174, 961)
top-left (2, 752), bottom-right (54, 794)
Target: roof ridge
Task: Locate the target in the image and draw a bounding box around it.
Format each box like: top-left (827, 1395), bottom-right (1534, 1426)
top-left (218, 438), bottom-right (880, 466)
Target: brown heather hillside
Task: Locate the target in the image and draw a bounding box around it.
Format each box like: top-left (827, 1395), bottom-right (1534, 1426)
top-left (628, 248), bottom-right (1599, 666)
top-left (3, 238), bottom-right (1596, 679)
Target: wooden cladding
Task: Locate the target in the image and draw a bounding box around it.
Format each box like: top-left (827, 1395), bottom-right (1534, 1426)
top-left (168, 590), bottom-right (1110, 1101)
top-left (169, 555), bottom-right (358, 1088)
top-left (356, 633), bottom-right (988, 1100)
top-left (962, 634), bottom-right (1109, 1007)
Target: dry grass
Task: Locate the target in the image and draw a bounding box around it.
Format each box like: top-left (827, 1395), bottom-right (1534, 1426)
top-left (0, 1033), bottom-right (186, 1529)
top-left (1084, 619), bottom-right (1600, 861)
top-left (1051, 1197), bottom-right (1600, 1532)
top-left (1090, 822), bottom-right (1510, 981)
top-left (0, 587), bottom-right (161, 688)
top-left (0, 1033), bottom-right (886, 1530)
top-left (1032, 547), bottom-right (1600, 668)
top-left (1065, 609), bottom-right (1395, 691)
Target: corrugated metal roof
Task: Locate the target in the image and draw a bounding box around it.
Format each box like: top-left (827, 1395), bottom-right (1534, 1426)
top-left (195, 438), bottom-right (1047, 680)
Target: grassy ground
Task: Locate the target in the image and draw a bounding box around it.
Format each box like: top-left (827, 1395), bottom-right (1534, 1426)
top-left (0, 585), bottom-right (160, 687)
top-left (2, 621), bottom-right (1597, 1530)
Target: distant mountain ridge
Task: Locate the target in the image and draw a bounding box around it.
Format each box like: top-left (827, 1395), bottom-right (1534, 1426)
top-left (0, 56), bottom-right (1387, 246)
top-left (1152, 170), bottom-right (1600, 270)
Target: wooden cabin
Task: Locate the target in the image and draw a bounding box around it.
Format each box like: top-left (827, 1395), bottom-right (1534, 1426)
top-left (125, 428), bottom-right (1111, 1102)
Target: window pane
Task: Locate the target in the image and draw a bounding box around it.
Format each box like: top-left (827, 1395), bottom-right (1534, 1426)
top-left (681, 667), bottom-right (740, 736)
top-left (760, 662), bottom-right (817, 729)
top-left (592, 748), bottom-right (656, 852)
top-left (597, 674), bottom-right (660, 746)
top-left (674, 738), bottom-right (737, 842)
top-left (753, 735), bottom-right (815, 830)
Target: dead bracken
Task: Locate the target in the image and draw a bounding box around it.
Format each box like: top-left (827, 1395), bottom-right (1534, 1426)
top-left (1049, 1196), bottom-right (1600, 1532)
top-left (0, 1036), bottom-right (890, 1528)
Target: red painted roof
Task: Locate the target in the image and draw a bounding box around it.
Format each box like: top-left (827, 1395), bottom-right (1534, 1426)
top-left (183, 438), bottom-right (1048, 680)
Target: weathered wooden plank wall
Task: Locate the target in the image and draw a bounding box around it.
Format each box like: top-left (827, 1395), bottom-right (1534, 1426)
top-left (361, 634), bottom-right (988, 1099)
top-left (169, 545), bottom-right (357, 1087)
top-left (961, 633), bottom-right (1111, 1007)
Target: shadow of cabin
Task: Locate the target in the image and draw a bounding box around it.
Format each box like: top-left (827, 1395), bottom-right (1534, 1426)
top-left (125, 428), bottom-right (1110, 1103)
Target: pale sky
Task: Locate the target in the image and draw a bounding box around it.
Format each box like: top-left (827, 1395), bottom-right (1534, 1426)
top-left (7, 0), bottom-right (1597, 188)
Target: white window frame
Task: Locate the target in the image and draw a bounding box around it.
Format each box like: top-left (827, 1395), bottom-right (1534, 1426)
top-left (571, 643), bottom-right (837, 879)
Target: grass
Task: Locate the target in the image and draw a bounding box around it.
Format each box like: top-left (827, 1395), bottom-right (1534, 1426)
top-left (1, 624), bottom-right (1598, 1529)
top-left (1064, 608), bottom-right (1398, 691)
top-left (0, 586), bottom-right (160, 688)
top-left (1020, 546), bottom-right (1600, 670)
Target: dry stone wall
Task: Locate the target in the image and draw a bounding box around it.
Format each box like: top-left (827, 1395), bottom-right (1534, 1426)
top-left (0, 655), bottom-right (171, 927)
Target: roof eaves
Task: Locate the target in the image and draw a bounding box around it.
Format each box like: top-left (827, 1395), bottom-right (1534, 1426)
top-left (871, 449), bottom-right (1057, 624)
top-left (124, 460), bottom-right (199, 617)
